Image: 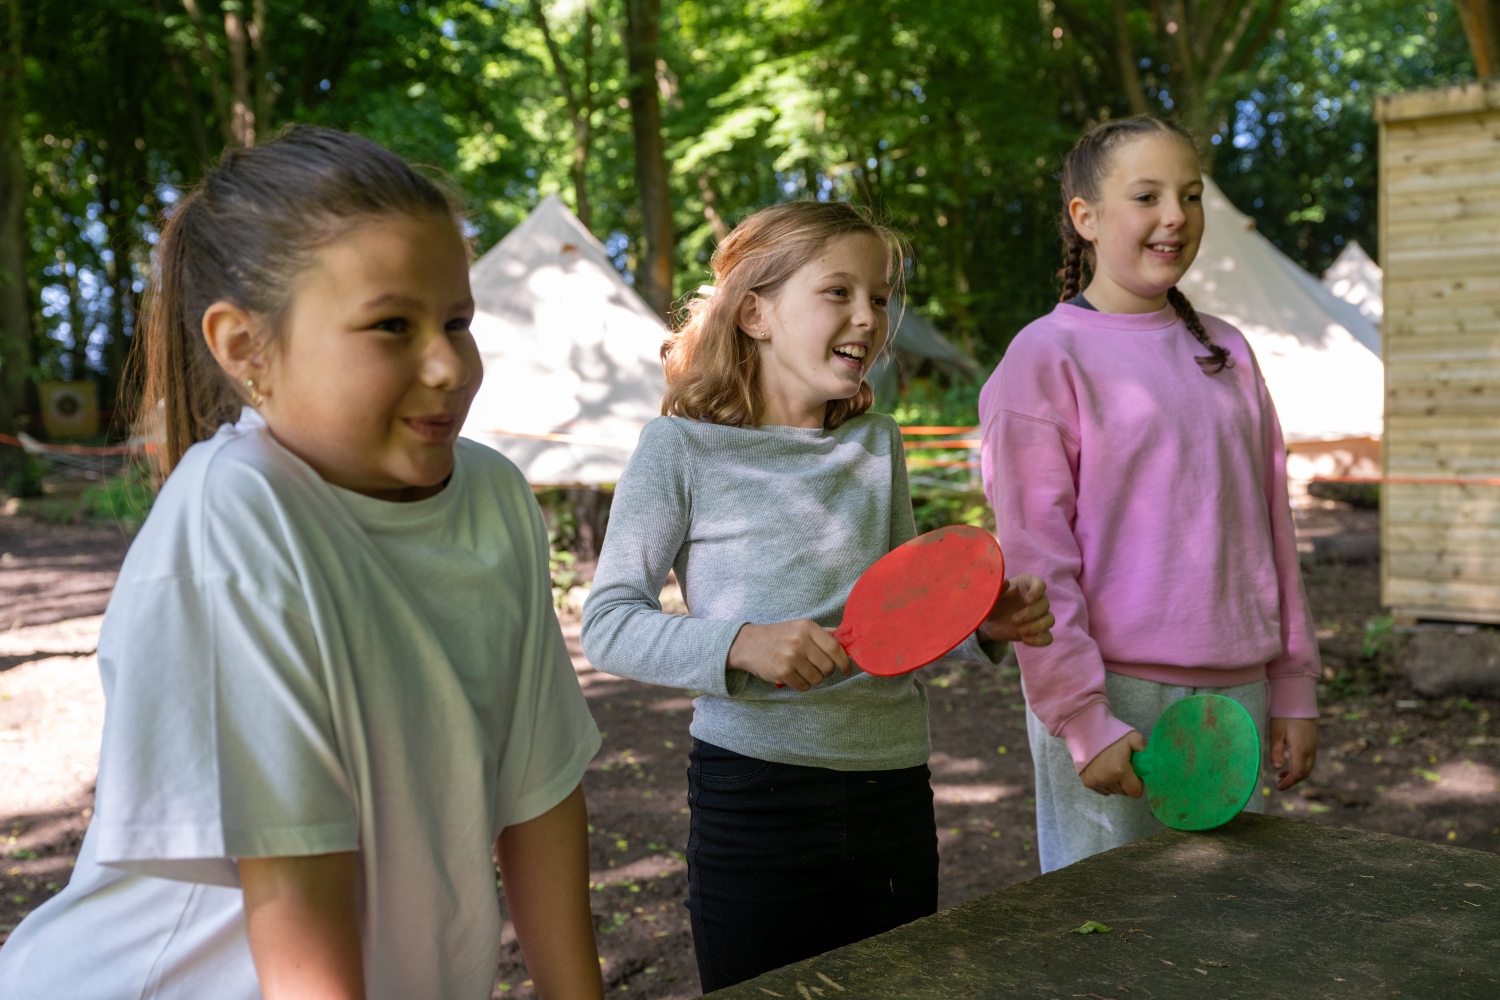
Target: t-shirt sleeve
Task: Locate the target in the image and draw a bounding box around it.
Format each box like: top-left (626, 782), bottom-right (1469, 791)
top-left (91, 576), bottom-right (358, 888)
top-left (493, 493), bottom-right (603, 832)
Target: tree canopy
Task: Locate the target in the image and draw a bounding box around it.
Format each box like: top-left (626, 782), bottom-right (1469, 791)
top-left (0, 0), bottom-right (1479, 443)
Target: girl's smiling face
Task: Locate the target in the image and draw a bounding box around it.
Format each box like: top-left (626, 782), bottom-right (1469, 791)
top-left (1070, 132), bottom-right (1204, 313)
top-left (205, 211), bottom-right (482, 501)
top-left (736, 232), bottom-right (892, 428)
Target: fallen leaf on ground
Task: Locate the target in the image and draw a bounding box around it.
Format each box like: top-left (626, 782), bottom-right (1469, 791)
top-left (1071, 920), bottom-right (1113, 934)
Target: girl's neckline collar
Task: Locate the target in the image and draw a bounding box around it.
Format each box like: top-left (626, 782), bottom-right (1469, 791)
top-left (237, 406), bottom-right (463, 518)
top-left (1054, 301), bottom-right (1181, 330)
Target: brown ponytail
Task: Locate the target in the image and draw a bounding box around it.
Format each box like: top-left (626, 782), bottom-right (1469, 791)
top-left (131, 125), bottom-right (463, 481)
top-left (1055, 115), bottom-right (1229, 376)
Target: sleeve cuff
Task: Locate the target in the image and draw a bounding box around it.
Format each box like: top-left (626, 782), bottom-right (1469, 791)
top-left (95, 820), bottom-right (361, 888)
top-left (1060, 700), bottom-right (1136, 774)
top-left (704, 620), bottom-right (752, 698)
top-left (1268, 672), bottom-right (1319, 719)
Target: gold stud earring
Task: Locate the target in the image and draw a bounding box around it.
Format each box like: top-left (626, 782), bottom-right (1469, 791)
top-left (243, 377), bottom-right (264, 407)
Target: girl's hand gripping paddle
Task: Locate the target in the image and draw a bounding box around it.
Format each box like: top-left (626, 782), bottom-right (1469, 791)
top-left (834, 524), bottom-right (1006, 677)
top-left (1131, 694), bottom-right (1261, 831)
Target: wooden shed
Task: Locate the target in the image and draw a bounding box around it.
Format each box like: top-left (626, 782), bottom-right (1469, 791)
top-left (1375, 81), bottom-right (1500, 624)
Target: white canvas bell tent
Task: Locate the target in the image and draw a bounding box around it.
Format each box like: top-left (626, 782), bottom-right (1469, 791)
top-left (1178, 180), bottom-right (1385, 481)
top-left (1322, 240), bottom-right (1383, 329)
top-left (461, 195), bottom-right (667, 485)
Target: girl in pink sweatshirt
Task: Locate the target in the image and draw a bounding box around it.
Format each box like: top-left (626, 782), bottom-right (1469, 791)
top-left (981, 116), bottom-right (1321, 872)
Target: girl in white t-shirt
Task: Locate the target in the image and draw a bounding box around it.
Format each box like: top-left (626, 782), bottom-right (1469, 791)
top-left (0, 127), bottom-right (604, 1000)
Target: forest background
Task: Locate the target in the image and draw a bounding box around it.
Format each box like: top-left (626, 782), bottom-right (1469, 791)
top-left (0, 0), bottom-right (1483, 475)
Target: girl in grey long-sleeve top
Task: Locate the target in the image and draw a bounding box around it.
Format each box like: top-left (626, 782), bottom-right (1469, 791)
top-left (581, 201), bottom-right (1053, 992)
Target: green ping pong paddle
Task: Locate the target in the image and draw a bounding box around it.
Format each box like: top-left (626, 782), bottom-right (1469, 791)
top-left (1131, 694), bottom-right (1261, 832)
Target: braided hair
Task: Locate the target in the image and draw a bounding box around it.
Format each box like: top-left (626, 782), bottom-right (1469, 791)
top-left (1057, 115), bottom-right (1232, 375)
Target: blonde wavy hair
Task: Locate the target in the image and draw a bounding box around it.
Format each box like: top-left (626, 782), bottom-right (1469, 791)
top-left (661, 201), bottom-right (906, 429)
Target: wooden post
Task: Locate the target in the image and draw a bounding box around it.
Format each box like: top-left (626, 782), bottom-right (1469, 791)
top-left (1374, 81), bottom-right (1500, 624)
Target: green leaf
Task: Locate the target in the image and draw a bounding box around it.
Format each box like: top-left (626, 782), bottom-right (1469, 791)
top-left (1071, 920), bottom-right (1113, 934)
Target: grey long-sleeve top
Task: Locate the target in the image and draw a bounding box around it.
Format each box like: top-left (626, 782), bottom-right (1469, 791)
top-left (581, 412), bottom-right (989, 770)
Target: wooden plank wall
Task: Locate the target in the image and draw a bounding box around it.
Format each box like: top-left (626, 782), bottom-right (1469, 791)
top-left (1377, 83), bottom-right (1500, 623)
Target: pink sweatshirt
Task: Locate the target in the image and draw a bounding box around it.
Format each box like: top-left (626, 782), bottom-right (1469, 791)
top-left (980, 303), bottom-right (1319, 772)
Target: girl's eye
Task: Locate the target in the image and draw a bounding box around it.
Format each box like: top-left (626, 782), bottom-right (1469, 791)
top-left (871, 296), bottom-right (889, 309)
top-left (1186, 193), bottom-right (1202, 203)
top-left (827, 286), bottom-right (849, 298)
top-left (1134, 193), bottom-right (1156, 204)
top-left (372, 316), bottom-right (410, 334)
top-left (446, 317), bottom-right (473, 334)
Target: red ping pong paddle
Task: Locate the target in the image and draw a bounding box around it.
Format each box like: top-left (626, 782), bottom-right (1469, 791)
top-left (775, 525), bottom-right (1006, 685)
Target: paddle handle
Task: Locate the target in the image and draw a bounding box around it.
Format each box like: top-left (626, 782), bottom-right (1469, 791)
top-left (773, 622), bottom-right (857, 688)
top-left (1130, 748), bottom-right (1154, 779)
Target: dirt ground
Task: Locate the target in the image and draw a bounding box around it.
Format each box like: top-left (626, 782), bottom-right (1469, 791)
top-left (1, 500), bottom-right (1497, 999)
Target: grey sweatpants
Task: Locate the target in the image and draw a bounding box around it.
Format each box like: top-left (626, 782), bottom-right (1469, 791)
top-left (1026, 673), bottom-right (1269, 873)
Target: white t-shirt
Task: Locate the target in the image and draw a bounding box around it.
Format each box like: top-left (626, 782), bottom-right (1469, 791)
top-left (0, 410), bottom-right (601, 1000)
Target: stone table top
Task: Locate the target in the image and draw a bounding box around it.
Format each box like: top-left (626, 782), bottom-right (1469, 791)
top-left (704, 814), bottom-right (1499, 999)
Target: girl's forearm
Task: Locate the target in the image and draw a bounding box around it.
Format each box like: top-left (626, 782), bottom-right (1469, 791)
top-left (240, 851), bottom-right (365, 1000)
top-left (498, 784), bottom-right (604, 1000)
top-left (580, 595), bottom-right (743, 696)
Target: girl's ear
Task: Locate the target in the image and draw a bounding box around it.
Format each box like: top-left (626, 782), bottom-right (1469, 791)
top-left (736, 290), bottom-right (770, 341)
top-left (1068, 196), bottom-right (1099, 245)
top-left (202, 300), bottom-right (271, 388)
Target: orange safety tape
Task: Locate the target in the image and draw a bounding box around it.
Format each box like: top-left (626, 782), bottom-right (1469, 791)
top-left (899, 426), bottom-right (979, 435)
top-left (903, 439), bottom-right (980, 450)
top-left (906, 458), bottom-right (979, 469)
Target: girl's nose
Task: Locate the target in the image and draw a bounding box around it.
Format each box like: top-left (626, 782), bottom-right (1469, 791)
top-left (1162, 198), bottom-right (1188, 228)
top-left (420, 327), bottom-right (473, 391)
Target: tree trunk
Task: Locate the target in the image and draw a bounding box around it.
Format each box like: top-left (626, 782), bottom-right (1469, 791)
top-left (1455, 0), bottom-right (1500, 77)
top-left (531, 0), bottom-right (594, 230)
top-left (624, 0), bottom-right (674, 318)
top-left (148, 0), bottom-right (211, 164)
top-left (223, 6), bottom-right (255, 146)
top-left (0, 0), bottom-right (30, 455)
top-left (251, 0), bottom-right (273, 140)
top-left (182, 0), bottom-right (236, 147)
top-left (63, 246), bottom-right (88, 382)
top-left (96, 174), bottom-right (127, 413)
top-left (696, 173), bottom-right (728, 242)
top-left (1111, 0), bottom-right (1151, 115)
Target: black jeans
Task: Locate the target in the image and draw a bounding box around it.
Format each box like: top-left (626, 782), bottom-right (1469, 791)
top-left (685, 739), bottom-right (939, 992)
